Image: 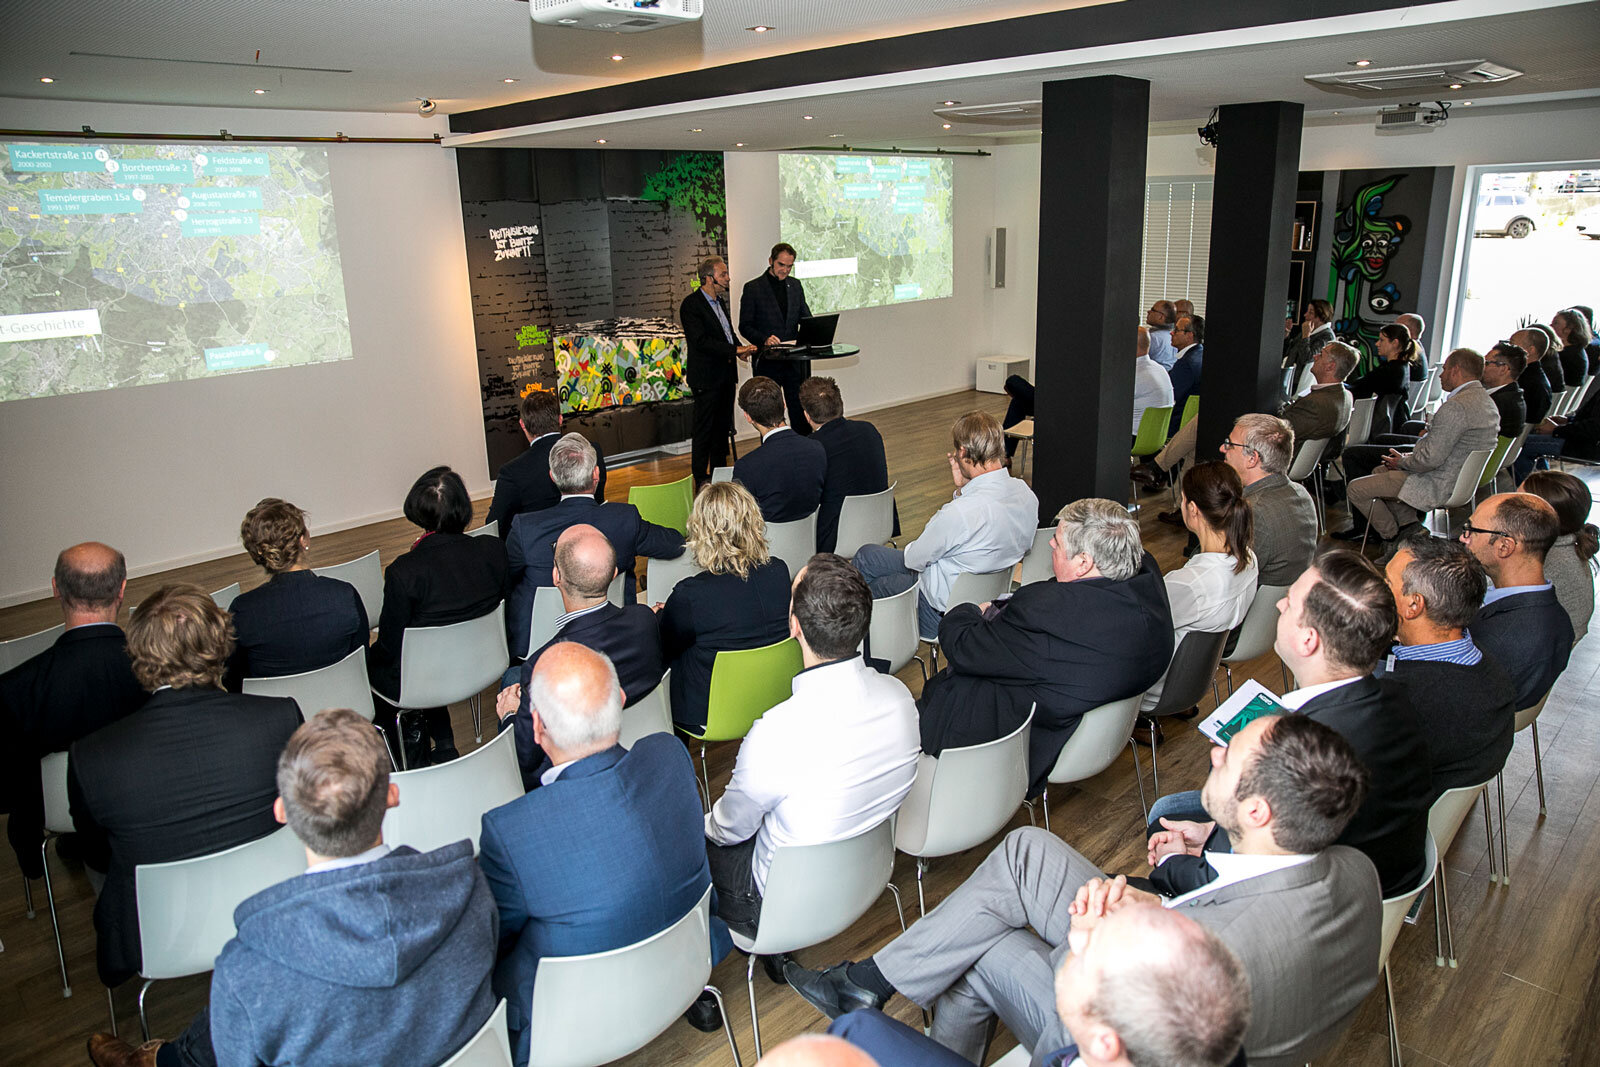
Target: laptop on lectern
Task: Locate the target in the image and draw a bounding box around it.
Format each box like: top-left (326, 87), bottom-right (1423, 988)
top-left (796, 313), bottom-right (839, 349)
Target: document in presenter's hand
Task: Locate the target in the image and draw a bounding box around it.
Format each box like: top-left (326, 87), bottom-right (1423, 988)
top-left (1197, 679), bottom-right (1290, 747)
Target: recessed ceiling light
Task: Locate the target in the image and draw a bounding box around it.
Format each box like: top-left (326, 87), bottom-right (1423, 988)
top-left (941, 123), bottom-right (952, 129)
top-left (734, 142), bottom-right (745, 147)
top-left (803, 115), bottom-right (814, 120)
top-left (1332, 110), bottom-right (1341, 115)
top-left (253, 88), bottom-right (269, 95)
top-left (610, 54), bottom-right (624, 62)
top-left (1449, 82), bottom-right (1464, 89)
top-left (1462, 100), bottom-right (1474, 106)
top-left (941, 100), bottom-right (958, 106)
top-left (746, 25), bottom-right (773, 33)
top-left (503, 78), bottom-right (519, 84)
top-left (688, 128), bottom-right (702, 133)
top-left (39, 76), bottom-right (55, 83)
top-left (1353, 59), bottom-right (1372, 67)
top-left (595, 139), bottom-right (607, 144)
top-left (829, 133), bottom-right (843, 138)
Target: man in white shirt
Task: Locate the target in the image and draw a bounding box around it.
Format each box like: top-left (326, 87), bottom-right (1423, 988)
top-left (1132, 326), bottom-right (1176, 436)
top-left (705, 554), bottom-right (919, 939)
top-left (853, 411), bottom-right (1039, 639)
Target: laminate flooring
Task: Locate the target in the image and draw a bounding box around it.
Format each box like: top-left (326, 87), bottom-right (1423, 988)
top-left (2, 388), bottom-right (1596, 1066)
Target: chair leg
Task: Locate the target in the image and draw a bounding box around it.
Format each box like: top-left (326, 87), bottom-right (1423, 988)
top-left (23, 874), bottom-right (35, 920)
top-left (1041, 787), bottom-right (1051, 834)
top-left (374, 723), bottom-right (398, 771)
top-left (1385, 963), bottom-right (1403, 1067)
top-left (1022, 798), bottom-right (1035, 827)
top-left (470, 692), bottom-right (483, 745)
top-left (698, 744), bottom-right (712, 814)
top-left (138, 978), bottom-right (156, 1044)
top-left (1127, 740), bottom-right (1149, 822)
top-left (1224, 663), bottom-right (1234, 696)
top-left (703, 984), bottom-right (743, 1067)
top-left (1280, 660), bottom-right (1291, 693)
top-left (915, 656), bottom-right (928, 683)
top-left (107, 985), bottom-right (118, 1037)
top-left (915, 858), bottom-right (927, 917)
top-left (746, 953), bottom-right (763, 1060)
top-left (40, 838), bottom-right (71, 997)
top-left (396, 709), bottom-right (411, 771)
top-left (886, 882), bottom-right (907, 932)
top-left (1530, 721), bottom-right (1546, 817)
top-left (1145, 720), bottom-right (1161, 796)
top-left (1483, 787), bottom-right (1498, 884)
top-left (1496, 772), bottom-right (1510, 886)
top-left (1437, 862), bottom-right (1457, 968)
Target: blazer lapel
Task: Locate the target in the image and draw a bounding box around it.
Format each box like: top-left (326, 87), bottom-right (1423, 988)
top-left (1177, 851), bottom-right (1332, 909)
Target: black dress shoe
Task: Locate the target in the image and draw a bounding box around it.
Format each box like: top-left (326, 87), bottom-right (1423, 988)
top-left (1157, 510), bottom-right (1183, 527)
top-left (682, 990), bottom-right (723, 1033)
top-left (1329, 525), bottom-right (1368, 542)
top-left (783, 960), bottom-right (887, 1019)
top-left (761, 952), bottom-right (791, 985)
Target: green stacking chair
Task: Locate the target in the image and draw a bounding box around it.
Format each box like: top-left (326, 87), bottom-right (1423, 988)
top-left (1129, 405), bottom-right (1174, 513)
top-left (681, 637), bottom-right (803, 808)
top-left (1180, 395), bottom-right (1199, 429)
top-left (628, 475), bottom-right (694, 537)
top-left (1478, 435), bottom-right (1513, 493)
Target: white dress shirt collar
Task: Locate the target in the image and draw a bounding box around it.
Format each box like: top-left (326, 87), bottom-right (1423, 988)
top-left (1278, 674), bottom-right (1363, 710)
top-left (541, 759), bottom-right (578, 787)
top-left (761, 426), bottom-right (791, 442)
top-left (1164, 850), bottom-right (1315, 908)
top-left (306, 842), bottom-right (392, 875)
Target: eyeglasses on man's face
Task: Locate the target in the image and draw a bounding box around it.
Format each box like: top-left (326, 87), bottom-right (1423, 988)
top-left (1219, 439), bottom-right (1258, 456)
top-left (1459, 521), bottom-right (1515, 543)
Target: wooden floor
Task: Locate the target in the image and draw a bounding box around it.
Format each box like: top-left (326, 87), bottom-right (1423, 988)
top-left (1, 388), bottom-right (1595, 1066)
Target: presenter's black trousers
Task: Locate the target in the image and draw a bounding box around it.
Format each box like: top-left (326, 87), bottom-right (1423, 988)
top-left (691, 376), bottom-right (736, 485)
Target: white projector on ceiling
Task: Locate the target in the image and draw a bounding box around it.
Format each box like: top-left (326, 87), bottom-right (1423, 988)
top-left (531, 0), bottom-right (704, 32)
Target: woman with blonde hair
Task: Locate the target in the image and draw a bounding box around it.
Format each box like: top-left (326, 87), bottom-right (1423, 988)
top-left (658, 481), bottom-right (791, 730)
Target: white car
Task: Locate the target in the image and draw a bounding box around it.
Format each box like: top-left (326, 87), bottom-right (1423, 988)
top-left (1573, 205), bottom-right (1600, 239)
top-left (1473, 191), bottom-right (1537, 239)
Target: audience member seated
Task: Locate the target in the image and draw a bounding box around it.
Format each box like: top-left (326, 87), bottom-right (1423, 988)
top-left (1553, 307), bottom-right (1594, 391)
top-left (1512, 328), bottom-right (1556, 425)
top-left (917, 499), bottom-right (1173, 795)
top-left (658, 481), bottom-right (791, 731)
top-left (69, 584), bottom-right (302, 989)
top-left (368, 466), bottom-right (509, 767)
top-left (705, 555), bottom-right (919, 938)
top-left (1481, 342), bottom-right (1530, 438)
top-left (1144, 299), bottom-right (1178, 369)
top-left (1280, 339), bottom-right (1357, 448)
top-left (829, 902), bottom-right (1250, 1067)
top-left (1520, 470), bottom-right (1597, 642)
top-left (1338, 348), bottom-right (1500, 545)
top-left (1144, 550), bottom-right (1433, 896)
top-left (1131, 325), bottom-right (1175, 434)
top-left (1397, 311), bottom-right (1431, 382)
top-left (2, 543), bottom-right (147, 880)
top-left (1282, 298), bottom-right (1336, 396)
top-left (496, 524), bottom-right (665, 790)
top-left (1001, 374), bottom-right (1034, 459)
top-left (1576, 304), bottom-right (1600, 376)
top-left (801, 376), bottom-right (898, 554)
top-left (1381, 535), bottom-right (1517, 798)
top-left (1347, 323), bottom-right (1418, 435)
top-left (1513, 364), bottom-right (1600, 481)
top-left (1136, 463), bottom-right (1258, 741)
top-left (786, 713), bottom-right (1379, 1067)
top-left (87, 710), bottom-right (498, 1067)
top-left (506, 433), bottom-right (683, 657)
top-left (1206, 414), bottom-right (1316, 587)
top-left (853, 411), bottom-right (1038, 640)
top-left (485, 389), bottom-right (605, 539)
top-left (1461, 493), bottom-right (1574, 707)
top-left (732, 375), bottom-right (827, 523)
top-left (1166, 313), bottom-right (1205, 436)
top-left (478, 643), bottom-right (720, 1065)
top-left (224, 497), bottom-right (368, 689)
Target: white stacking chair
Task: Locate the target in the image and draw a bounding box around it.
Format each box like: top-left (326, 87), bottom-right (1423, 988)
top-left (312, 549), bottom-right (384, 624)
top-left (1142, 629), bottom-right (1230, 795)
top-left (1489, 687), bottom-right (1552, 885)
top-left (765, 510), bottom-right (818, 582)
top-left (1346, 395), bottom-right (1377, 447)
top-left (1040, 695), bottom-right (1148, 827)
top-left (525, 587), bottom-right (566, 659)
top-left (894, 709), bottom-right (1033, 915)
top-left (711, 466), bottom-right (734, 483)
top-left (1550, 387), bottom-right (1575, 419)
top-left (373, 603), bottom-right (508, 763)
top-left (1219, 583), bottom-right (1292, 694)
top-left (1426, 448), bottom-right (1495, 536)
top-left (525, 885), bottom-right (742, 1067)
top-left (1427, 779), bottom-right (1496, 969)
top-left (26, 752), bottom-right (75, 999)
top-left (468, 520), bottom-right (499, 538)
top-left (130, 584), bottom-right (241, 619)
top-left (1410, 367), bottom-right (1440, 419)
top-left (730, 820), bottom-right (905, 1057)
top-left (0, 623), bottom-right (64, 672)
top-left (1287, 438), bottom-right (1331, 531)
top-left (1013, 526), bottom-right (1057, 589)
top-left (868, 585), bottom-right (924, 679)
top-left (644, 554), bottom-right (703, 608)
top-left (618, 670), bottom-right (672, 750)
top-left (1494, 424), bottom-right (1533, 490)
top-left (1378, 833), bottom-right (1439, 1067)
top-left (133, 826), bottom-right (309, 1040)
top-left (925, 567), bottom-right (1014, 670)
top-left (438, 1000), bottom-right (513, 1067)
top-left (381, 726), bottom-right (523, 854)
top-left (244, 646), bottom-right (376, 723)
top-left (833, 482), bottom-right (898, 560)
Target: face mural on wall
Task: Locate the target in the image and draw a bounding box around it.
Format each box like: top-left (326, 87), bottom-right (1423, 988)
top-left (1328, 174), bottom-right (1411, 372)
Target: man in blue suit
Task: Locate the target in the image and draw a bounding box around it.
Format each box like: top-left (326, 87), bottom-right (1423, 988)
top-left (732, 376), bottom-right (827, 524)
top-left (478, 643), bottom-right (724, 1066)
top-left (740, 242), bottom-right (815, 434)
top-left (1166, 313), bottom-right (1205, 437)
top-left (800, 376), bottom-right (899, 554)
top-left (505, 433), bottom-right (685, 658)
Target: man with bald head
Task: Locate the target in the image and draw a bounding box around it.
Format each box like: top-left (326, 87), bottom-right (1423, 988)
top-left (496, 524), bottom-right (664, 790)
top-left (2, 543), bottom-right (147, 879)
top-left (1512, 327), bottom-right (1561, 422)
top-left (1144, 300), bottom-right (1178, 369)
top-left (479, 642), bottom-right (724, 1064)
top-left (1396, 312), bottom-right (1430, 382)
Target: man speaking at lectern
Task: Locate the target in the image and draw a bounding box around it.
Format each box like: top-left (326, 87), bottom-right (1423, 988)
top-left (741, 243), bottom-right (815, 434)
top-left (681, 257), bottom-right (756, 487)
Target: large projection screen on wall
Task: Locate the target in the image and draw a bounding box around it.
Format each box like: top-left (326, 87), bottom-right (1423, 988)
top-left (0, 142), bottom-right (351, 402)
top-left (778, 152), bottom-right (953, 312)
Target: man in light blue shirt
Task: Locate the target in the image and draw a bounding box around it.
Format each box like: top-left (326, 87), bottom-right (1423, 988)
top-left (1145, 299), bottom-right (1178, 369)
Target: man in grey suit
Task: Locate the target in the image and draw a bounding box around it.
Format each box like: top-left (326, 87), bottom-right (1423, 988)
top-left (1342, 348), bottom-right (1501, 543)
top-left (1279, 340), bottom-right (1357, 447)
top-left (1222, 413), bottom-right (1318, 586)
top-left (785, 714), bottom-right (1381, 1067)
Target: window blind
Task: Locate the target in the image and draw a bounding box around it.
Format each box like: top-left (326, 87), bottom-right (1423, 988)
top-left (1139, 180), bottom-right (1213, 317)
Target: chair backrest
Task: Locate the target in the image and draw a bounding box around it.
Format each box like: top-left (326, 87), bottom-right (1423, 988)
top-left (867, 585), bottom-right (920, 675)
top-left (1428, 779), bottom-right (1491, 859)
top-left (1373, 393), bottom-right (1401, 439)
top-left (1148, 629), bottom-right (1230, 719)
top-left (1180, 394), bottom-right (1200, 428)
top-left (1498, 424), bottom-right (1533, 476)
top-left (698, 638), bottom-right (803, 742)
top-left (526, 886), bottom-right (716, 1067)
top-left (396, 604), bottom-right (509, 709)
top-left (0, 623), bottom-right (65, 673)
top-left (40, 750), bottom-right (74, 836)
top-left (1221, 584), bottom-right (1292, 667)
top-left (1015, 526), bottom-right (1057, 588)
top-left (1480, 436), bottom-right (1513, 488)
top-left (1130, 405), bottom-right (1174, 457)
top-left (312, 549), bottom-right (384, 624)
top-left (1346, 396), bottom-right (1377, 446)
top-left (525, 586), bottom-right (566, 659)
top-left (744, 819), bottom-right (895, 956)
top-left (895, 708), bottom-right (1033, 857)
top-left (243, 646), bottom-right (376, 722)
top-left (381, 726), bottom-right (523, 854)
top-left (1287, 437), bottom-right (1330, 482)
top-left (467, 521), bottom-right (499, 538)
top-left (1293, 362), bottom-right (1315, 397)
top-left (1551, 387), bottom-right (1574, 418)
top-left (1047, 695), bottom-right (1143, 785)
top-left (628, 476), bottom-right (693, 537)
top-left (619, 670), bottom-right (672, 750)
top-left (711, 466), bottom-right (733, 483)
top-left (437, 1000), bottom-right (513, 1067)
top-left (136, 826), bottom-right (310, 980)
top-left (1411, 367), bottom-right (1440, 417)
top-left (1514, 688), bottom-right (1550, 733)
top-left (1440, 448), bottom-right (1496, 510)
top-left (947, 567), bottom-right (1013, 612)
top-left (833, 481), bottom-right (898, 560)
top-left (765, 510), bottom-right (819, 582)
top-left (1379, 832), bottom-right (1439, 970)
top-left (643, 554), bottom-right (704, 608)
top-left (211, 582), bottom-right (242, 611)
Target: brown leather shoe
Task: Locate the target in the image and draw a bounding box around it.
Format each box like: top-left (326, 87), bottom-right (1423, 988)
top-left (87, 1034), bottom-right (162, 1067)
top-left (1131, 721), bottom-right (1165, 747)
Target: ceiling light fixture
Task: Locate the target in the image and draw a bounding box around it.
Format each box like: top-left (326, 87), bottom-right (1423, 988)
top-left (1463, 100), bottom-right (1474, 105)
top-left (942, 100), bottom-right (958, 106)
top-left (734, 142), bottom-right (745, 147)
top-left (1449, 82), bottom-right (1464, 89)
top-left (1332, 110), bottom-right (1342, 115)
top-left (39, 76), bottom-right (55, 83)
top-left (688, 128), bottom-right (702, 133)
top-left (746, 25), bottom-right (773, 33)
top-left (503, 77), bottom-right (519, 84)
top-left (803, 114), bottom-right (814, 120)
top-left (1353, 59), bottom-right (1372, 67)
top-left (595, 138), bottom-right (607, 144)
top-left (941, 123), bottom-right (952, 129)
top-left (610, 54), bottom-right (624, 62)
top-left (253, 88), bottom-right (269, 94)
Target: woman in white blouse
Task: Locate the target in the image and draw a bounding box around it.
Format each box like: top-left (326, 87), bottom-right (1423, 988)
top-left (1141, 461), bottom-right (1260, 713)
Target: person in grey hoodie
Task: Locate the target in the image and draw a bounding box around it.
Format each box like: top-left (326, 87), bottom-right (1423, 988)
top-left (86, 709), bottom-right (499, 1067)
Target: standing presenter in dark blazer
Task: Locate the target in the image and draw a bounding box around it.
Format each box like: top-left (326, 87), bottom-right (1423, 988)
top-left (740, 242), bottom-right (815, 434)
top-left (681, 257), bottom-right (756, 487)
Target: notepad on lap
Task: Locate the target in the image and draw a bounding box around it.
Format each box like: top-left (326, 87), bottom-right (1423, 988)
top-left (1197, 679), bottom-right (1290, 746)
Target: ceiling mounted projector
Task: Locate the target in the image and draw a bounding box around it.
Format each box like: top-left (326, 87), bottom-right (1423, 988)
top-left (531, 0), bottom-right (704, 32)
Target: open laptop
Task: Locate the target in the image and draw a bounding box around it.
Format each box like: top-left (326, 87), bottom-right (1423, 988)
top-left (795, 313), bottom-right (839, 350)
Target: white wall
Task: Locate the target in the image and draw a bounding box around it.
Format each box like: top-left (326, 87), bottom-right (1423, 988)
top-left (0, 99), bottom-right (485, 604)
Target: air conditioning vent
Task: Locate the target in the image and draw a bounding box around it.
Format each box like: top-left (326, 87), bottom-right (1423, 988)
top-left (1305, 59), bottom-right (1520, 95)
top-left (934, 100), bottom-right (1043, 125)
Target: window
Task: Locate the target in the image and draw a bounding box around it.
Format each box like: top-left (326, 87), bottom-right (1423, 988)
top-left (1140, 179), bottom-right (1213, 317)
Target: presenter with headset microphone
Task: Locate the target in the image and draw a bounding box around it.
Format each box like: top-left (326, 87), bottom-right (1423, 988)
top-left (740, 242), bottom-right (815, 434)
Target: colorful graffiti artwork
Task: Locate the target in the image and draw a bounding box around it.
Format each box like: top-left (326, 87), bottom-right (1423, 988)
top-left (554, 319), bottom-right (690, 413)
top-left (1327, 174), bottom-right (1411, 372)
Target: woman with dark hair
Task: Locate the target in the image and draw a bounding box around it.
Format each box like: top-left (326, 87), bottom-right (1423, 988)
top-left (1552, 308), bottom-right (1595, 392)
top-left (225, 497), bottom-right (369, 689)
top-left (1139, 461), bottom-right (1259, 722)
top-left (1348, 323), bottom-right (1418, 436)
top-left (368, 466), bottom-right (509, 765)
top-left (1520, 469), bottom-right (1597, 642)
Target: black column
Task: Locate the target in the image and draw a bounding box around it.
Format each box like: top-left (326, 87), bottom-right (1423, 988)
top-left (1031, 76), bottom-right (1150, 520)
top-left (1197, 101), bottom-right (1304, 459)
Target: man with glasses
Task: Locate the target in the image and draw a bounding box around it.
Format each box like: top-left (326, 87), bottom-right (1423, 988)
top-left (1218, 414), bottom-right (1318, 587)
top-left (1459, 493), bottom-right (1573, 708)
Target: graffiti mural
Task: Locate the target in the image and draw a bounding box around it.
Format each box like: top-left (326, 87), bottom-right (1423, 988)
top-left (1327, 174), bottom-right (1411, 372)
top-left (554, 318), bottom-right (689, 412)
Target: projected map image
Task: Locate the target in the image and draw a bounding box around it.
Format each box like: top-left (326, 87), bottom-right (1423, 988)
top-left (0, 143), bottom-right (351, 402)
top-left (779, 153), bottom-right (953, 312)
